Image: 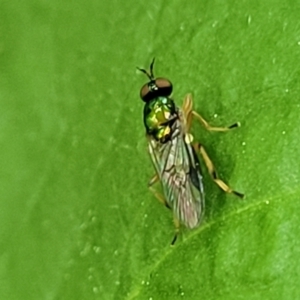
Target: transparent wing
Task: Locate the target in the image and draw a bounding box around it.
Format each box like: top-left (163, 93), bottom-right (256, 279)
top-left (148, 118), bottom-right (205, 229)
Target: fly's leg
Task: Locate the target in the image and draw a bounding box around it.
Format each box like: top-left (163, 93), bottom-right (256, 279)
top-left (194, 143), bottom-right (244, 198)
top-left (149, 175), bottom-right (180, 244)
top-left (148, 174), bottom-right (171, 209)
top-left (182, 94), bottom-right (243, 197)
top-left (171, 218), bottom-right (180, 246)
top-left (192, 111), bottom-right (239, 132)
top-left (182, 93), bottom-right (240, 132)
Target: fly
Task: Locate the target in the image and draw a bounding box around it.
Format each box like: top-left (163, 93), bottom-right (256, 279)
top-left (137, 59), bottom-right (244, 245)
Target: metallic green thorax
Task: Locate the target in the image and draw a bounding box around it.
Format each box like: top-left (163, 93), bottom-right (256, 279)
top-left (143, 96), bottom-right (176, 140)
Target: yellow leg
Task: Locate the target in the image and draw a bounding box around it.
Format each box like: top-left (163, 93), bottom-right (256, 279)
top-left (194, 143), bottom-right (244, 198)
top-left (149, 175), bottom-right (180, 244)
top-left (148, 174), bottom-right (171, 209)
top-left (182, 93), bottom-right (240, 132)
top-left (182, 93), bottom-right (194, 131)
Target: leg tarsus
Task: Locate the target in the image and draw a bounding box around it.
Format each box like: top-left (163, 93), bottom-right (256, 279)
top-left (171, 218), bottom-right (180, 246)
top-left (228, 122), bottom-right (241, 129)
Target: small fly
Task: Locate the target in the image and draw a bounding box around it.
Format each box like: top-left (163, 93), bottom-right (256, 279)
top-left (137, 59), bottom-right (244, 245)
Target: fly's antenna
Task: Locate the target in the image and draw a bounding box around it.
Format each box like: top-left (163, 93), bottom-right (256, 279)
top-left (137, 57), bottom-right (155, 80)
top-left (149, 57), bottom-right (155, 79)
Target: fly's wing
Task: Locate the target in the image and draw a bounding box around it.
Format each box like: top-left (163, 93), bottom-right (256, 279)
top-left (148, 121), bottom-right (205, 229)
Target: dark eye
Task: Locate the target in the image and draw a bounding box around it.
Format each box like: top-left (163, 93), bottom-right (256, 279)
top-left (155, 78), bottom-right (173, 96)
top-left (139, 78), bottom-right (173, 102)
top-left (140, 83), bottom-right (150, 101)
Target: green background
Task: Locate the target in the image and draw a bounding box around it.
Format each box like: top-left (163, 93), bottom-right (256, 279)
top-left (1, 0), bottom-right (300, 299)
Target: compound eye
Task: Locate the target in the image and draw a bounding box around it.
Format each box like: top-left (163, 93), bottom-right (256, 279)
top-left (155, 78), bottom-right (173, 97)
top-left (140, 83), bottom-right (150, 102)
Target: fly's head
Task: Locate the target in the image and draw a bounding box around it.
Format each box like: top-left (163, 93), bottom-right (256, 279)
top-left (138, 58), bottom-right (173, 102)
top-left (138, 58), bottom-right (176, 142)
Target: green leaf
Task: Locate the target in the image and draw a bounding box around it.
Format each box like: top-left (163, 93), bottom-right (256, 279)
top-left (1, 0), bottom-right (300, 299)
